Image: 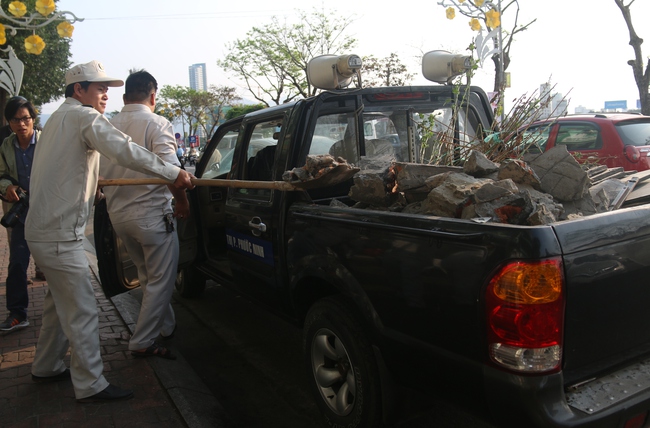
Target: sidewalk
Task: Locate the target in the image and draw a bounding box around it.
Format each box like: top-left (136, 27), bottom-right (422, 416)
top-left (0, 213), bottom-right (223, 427)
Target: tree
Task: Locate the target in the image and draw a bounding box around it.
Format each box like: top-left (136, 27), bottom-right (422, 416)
top-left (439, 1), bottom-right (536, 93)
top-left (225, 103), bottom-right (266, 120)
top-left (157, 84), bottom-right (240, 141)
top-left (0, 0), bottom-right (74, 112)
top-left (202, 85), bottom-right (240, 138)
top-left (614, 0), bottom-right (650, 115)
top-left (362, 53), bottom-right (414, 87)
top-left (218, 9), bottom-right (357, 107)
top-left (157, 85), bottom-right (201, 138)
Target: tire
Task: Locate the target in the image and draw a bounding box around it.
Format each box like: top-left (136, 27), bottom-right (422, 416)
top-left (175, 267), bottom-right (206, 298)
top-left (303, 296), bottom-right (382, 428)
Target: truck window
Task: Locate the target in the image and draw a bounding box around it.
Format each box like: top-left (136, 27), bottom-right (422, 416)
top-left (236, 118), bottom-right (283, 200)
top-left (203, 130), bottom-right (240, 179)
top-left (311, 113), bottom-right (359, 163)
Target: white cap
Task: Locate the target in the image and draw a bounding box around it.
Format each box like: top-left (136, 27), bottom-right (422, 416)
top-left (65, 60), bottom-right (124, 87)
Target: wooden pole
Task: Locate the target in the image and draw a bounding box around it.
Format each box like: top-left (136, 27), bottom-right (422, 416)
top-left (97, 177), bottom-right (299, 191)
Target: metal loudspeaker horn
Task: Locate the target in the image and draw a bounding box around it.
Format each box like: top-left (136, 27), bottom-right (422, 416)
top-left (422, 50), bottom-right (472, 85)
top-left (307, 54), bottom-right (363, 90)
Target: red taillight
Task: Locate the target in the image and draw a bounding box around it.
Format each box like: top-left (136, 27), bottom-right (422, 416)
top-left (624, 413), bottom-right (648, 428)
top-left (367, 92), bottom-right (428, 101)
top-left (485, 258), bottom-right (565, 373)
top-left (625, 145), bottom-right (641, 163)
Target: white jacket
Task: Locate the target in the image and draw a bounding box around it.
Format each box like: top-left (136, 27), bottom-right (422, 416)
top-left (25, 98), bottom-right (180, 242)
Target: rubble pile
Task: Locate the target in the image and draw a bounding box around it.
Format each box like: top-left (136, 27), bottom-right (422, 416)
top-left (283, 154), bottom-right (351, 182)
top-left (345, 146), bottom-right (631, 226)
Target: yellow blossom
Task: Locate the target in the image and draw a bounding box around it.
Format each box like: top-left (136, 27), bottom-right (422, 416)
top-left (8, 1), bottom-right (27, 17)
top-left (446, 7), bottom-right (456, 20)
top-left (475, 0), bottom-right (485, 6)
top-left (35, 0), bottom-right (55, 16)
top-left (486, 9), bottom-right (501, 28)
top-left (25, 34), bottom-right (45, 55)
top-left (469, 18), bottom-right (481, 31)
top-left (57, 21), bottom-right (74, 38)
top-left (0, 24), bottom-right (6, 45)
top-left (459, 0), bottom-right (466, 2)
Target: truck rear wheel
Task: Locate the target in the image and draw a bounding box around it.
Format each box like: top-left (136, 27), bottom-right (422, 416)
top-left (175, 267), bottom-right (206, 298)
top-left (303, 297), bottom-right (382, 428)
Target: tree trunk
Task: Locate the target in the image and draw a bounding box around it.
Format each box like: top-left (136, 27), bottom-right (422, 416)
top-left (615, 0), bottom-right (650, 115)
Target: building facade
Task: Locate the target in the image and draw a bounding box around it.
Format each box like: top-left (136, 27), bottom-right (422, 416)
top-left (189, 63), bottom-right (207, 91)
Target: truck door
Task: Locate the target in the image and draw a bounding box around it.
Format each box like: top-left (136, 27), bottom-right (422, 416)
top-left (224, 115), bottom-right (287, 306)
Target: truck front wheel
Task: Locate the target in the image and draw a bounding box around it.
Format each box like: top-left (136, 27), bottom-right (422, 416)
top-left (303, 297), bottom-right (382, 428)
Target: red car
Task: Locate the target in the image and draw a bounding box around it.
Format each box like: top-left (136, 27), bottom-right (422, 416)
top-left (519, 113), bottom-right (650, 171)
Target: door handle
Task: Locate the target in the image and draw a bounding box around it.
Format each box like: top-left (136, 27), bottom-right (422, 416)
top-left (248, 217), bottom-right (267, 236)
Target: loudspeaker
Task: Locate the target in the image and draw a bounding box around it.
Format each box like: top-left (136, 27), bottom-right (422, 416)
top-left (422, 50), bottom-right (471, 84)
top-left (307, 54), bottom-right (362, 90)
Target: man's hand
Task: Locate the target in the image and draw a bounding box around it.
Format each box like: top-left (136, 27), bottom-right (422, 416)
top-left (173, 197), bottom-right (190, 219)
top-left (4, 185), bottom-right (21, 202)
top-left (93, 187), bottom-right (105, 206)
top-left (173, 169), bottom-right (195, 190)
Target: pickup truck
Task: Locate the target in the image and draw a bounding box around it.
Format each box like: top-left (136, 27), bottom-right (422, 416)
top-left (95, 53), bottom-right (650, 428)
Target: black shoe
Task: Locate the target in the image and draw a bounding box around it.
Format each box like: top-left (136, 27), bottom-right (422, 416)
top-left (77, 384), bottom-right (134, 403)
top-left (32, 368), bottom-right (71, 383)
top-left (0, 314), bottom-right (29, 332)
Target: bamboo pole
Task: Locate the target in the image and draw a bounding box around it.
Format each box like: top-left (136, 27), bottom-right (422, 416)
top-left (97, 177), bottom-right (299, 191)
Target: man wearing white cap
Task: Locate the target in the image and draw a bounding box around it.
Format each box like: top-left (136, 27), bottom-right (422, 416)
top-left (25, 60), bottom-right (195, 403)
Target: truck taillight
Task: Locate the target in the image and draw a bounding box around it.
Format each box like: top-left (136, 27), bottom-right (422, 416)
top-left (485, 258), bottom-right (565, 373)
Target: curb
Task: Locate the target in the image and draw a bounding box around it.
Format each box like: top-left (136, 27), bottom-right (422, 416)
top-left (84, 236), bottom-right (228, 428)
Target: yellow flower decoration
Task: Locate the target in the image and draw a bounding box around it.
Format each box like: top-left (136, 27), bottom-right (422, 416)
top-left (35, 0), bottom-right (55, 16)
top-left (0, 24), bottom-right (6, 45)
top-left (8, 1), bottom-right (27, 17)
top-left (57, 21), bottom-right (74, 38)
top-left (446, 7), bottom-right (456, 20)
top-left (486, 9), bottom-right (501, 28)
top-left (469, 18), bottom-right (481, 31)
top-left (459, 0), bottom-right (466, 2)
top-left (25, 34), bottom-right (46, 55)
top-left (475, 0), bottom-right (485, 6)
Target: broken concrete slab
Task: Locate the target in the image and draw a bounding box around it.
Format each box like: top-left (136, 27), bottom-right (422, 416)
top-left (420, 172), bottom-right (491, 217)
top-left (463, 150), bottom-right (500, 177)
top-left (529, 145), bottom-right (590, 202)
top-left (393, 163), bottom-right (462, 191)
top-left (497, 159), bottom-right (542, 189)
top-left (349, 171), bottom-right (395, 206)
top-left (589, 178), bottom-right (627, 213)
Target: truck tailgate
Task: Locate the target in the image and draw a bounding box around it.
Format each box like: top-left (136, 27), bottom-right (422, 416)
top-left (552, 204), bottom-right (650, 386)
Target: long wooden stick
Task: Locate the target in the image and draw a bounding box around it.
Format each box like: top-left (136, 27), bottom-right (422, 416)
top-left (98, 177), bottom-right (299, 191)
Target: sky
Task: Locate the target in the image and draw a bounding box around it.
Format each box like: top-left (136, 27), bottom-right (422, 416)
top-left (38, 0), bottom-right (650, 116)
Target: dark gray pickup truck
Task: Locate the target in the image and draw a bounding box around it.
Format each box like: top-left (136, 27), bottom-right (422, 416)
top-left (96, 54), bottom-right (650, 428)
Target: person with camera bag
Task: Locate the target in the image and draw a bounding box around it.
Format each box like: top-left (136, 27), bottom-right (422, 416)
top-left (0, 96), bottom-right (38, 332)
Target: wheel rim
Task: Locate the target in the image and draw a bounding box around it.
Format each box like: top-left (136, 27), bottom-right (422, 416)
top-left (310, 327), bottom-right (356, 416)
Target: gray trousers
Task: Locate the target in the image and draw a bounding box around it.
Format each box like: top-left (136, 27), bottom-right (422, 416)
top-left (28, 239), bottom-right (109, 399)
top-left (112, 214), bottom-right (177, 350)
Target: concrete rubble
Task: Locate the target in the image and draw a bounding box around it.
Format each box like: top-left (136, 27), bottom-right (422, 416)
top-left (344, 146), bottom-right (635, 225)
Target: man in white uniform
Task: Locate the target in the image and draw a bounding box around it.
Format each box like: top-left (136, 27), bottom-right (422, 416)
top-left (25, 60), bottom-right (195, 403)
top-left (101, 70), bottom-right (187, 360)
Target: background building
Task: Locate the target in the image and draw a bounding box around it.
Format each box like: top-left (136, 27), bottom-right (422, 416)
top-left (540, 83), bottom-right (568, 119)
top-left (189, 63), bottom-right (207, 91)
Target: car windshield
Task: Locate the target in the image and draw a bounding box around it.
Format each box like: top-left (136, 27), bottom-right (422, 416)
top-left (616, 120), bottom-right (650, 147)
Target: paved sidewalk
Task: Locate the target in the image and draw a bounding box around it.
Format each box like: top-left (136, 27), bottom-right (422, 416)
top-left (0, 225), bottom-right (185, 426)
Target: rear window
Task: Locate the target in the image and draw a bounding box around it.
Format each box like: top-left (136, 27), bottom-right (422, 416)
top-left (555, 123), bottom-right (602, 150)
top-left (616, 120), bottom-right (650, 147)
